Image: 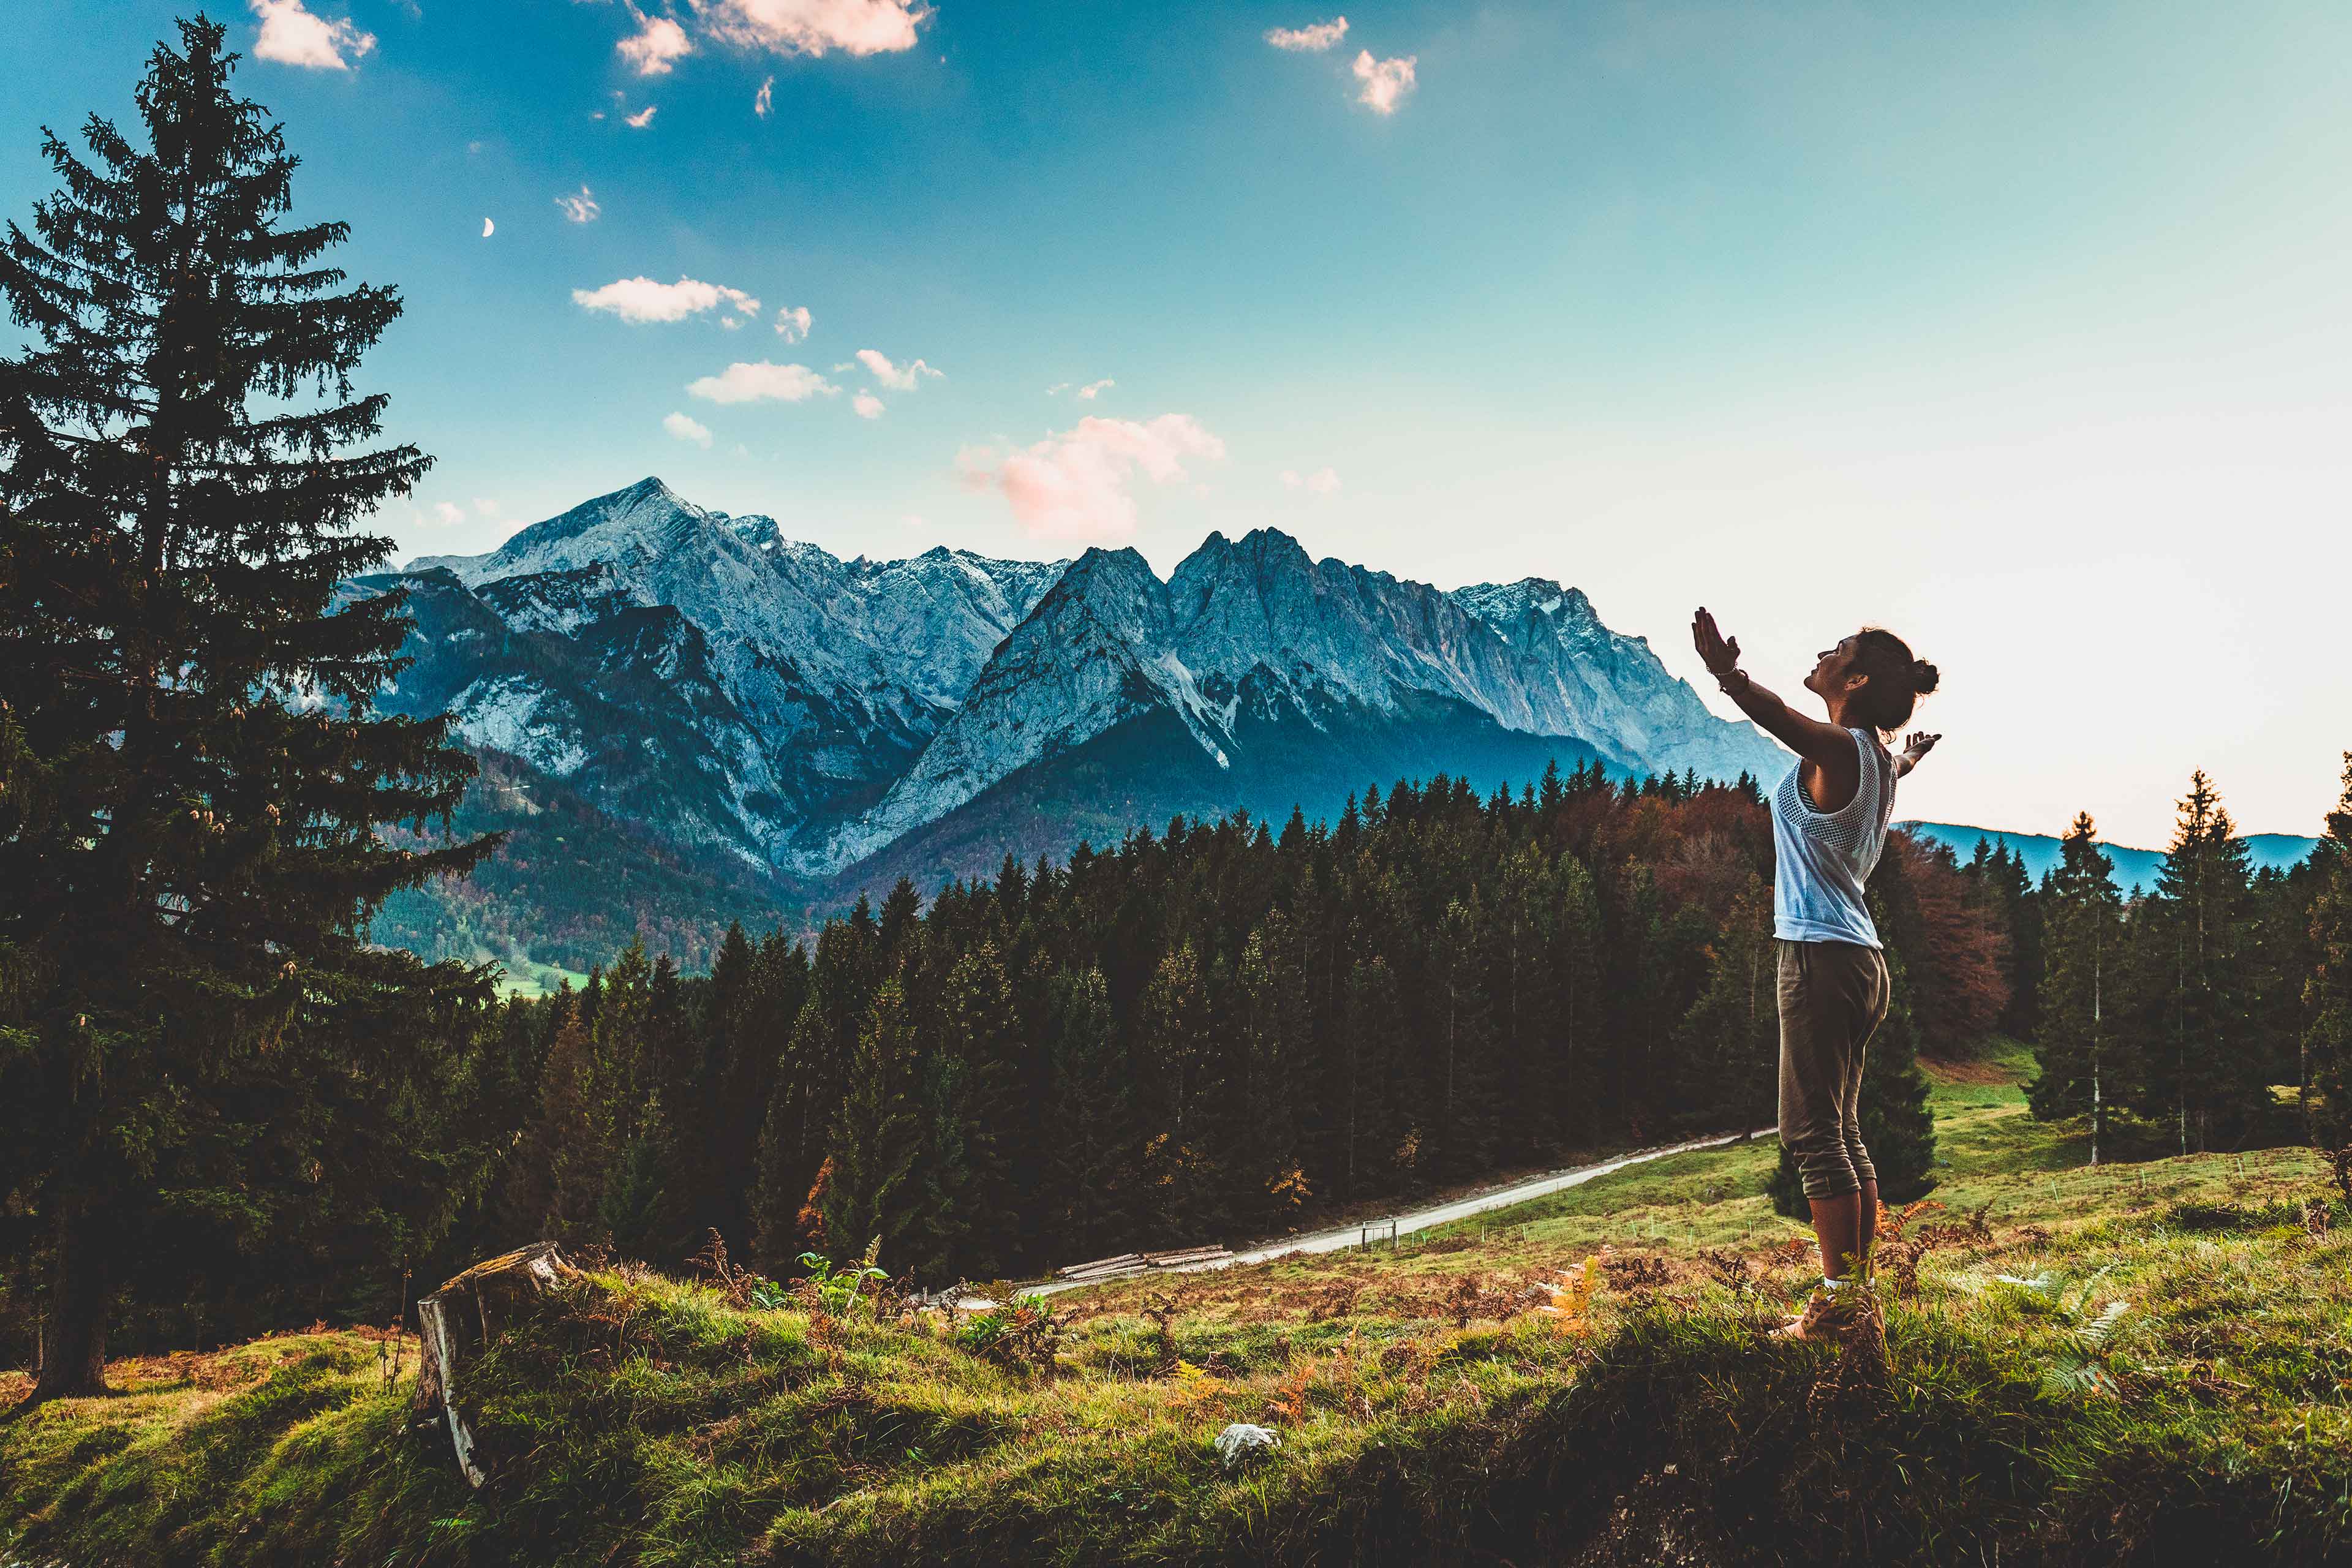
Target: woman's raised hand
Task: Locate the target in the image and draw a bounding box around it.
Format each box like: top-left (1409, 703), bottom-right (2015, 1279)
top-left (1691, 608), bottom-right (1741, 675)
top-left (1903, 731), bottom-right (1941, 758)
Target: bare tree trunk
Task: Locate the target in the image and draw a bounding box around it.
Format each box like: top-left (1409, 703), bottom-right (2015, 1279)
top-left (413, 1243), bottom-right (571, 1487)
top-left (30, 1200), bottom-right (110, 1403)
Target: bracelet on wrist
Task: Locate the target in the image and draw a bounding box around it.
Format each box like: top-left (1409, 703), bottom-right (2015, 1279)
top-left (1713, 667), bottom-right (1747, 695)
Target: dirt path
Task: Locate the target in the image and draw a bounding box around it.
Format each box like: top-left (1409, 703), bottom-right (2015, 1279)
top-left (994, 1127), bottom-right (1772, 1305)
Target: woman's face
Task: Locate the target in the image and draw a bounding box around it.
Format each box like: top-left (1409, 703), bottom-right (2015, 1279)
top-left (1804, 633), bottom-right (1861, 700)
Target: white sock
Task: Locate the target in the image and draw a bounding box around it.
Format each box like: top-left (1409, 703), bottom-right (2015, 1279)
top-left (1821, 1276), bottom-right (1844, 1292)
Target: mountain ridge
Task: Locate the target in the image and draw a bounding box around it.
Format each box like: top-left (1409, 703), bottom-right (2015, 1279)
top-left (371, 477), bottom-right (1789, 960)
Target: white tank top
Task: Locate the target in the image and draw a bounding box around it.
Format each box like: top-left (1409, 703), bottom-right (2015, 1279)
top-left (1771, 726), bottom-right (1898, 948)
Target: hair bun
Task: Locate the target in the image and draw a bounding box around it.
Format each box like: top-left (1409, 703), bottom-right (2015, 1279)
top-left (1910, 658), bottom-right (1940, 696)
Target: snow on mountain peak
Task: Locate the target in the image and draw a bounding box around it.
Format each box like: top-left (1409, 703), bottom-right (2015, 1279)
top-left (376, 480), bottom-right (1781, 886)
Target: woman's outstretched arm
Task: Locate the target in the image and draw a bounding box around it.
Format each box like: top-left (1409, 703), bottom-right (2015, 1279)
top-left (1893, 731), bottom-right (1941, 779)
top-left (1690, 608), bottom-right (1855, 768)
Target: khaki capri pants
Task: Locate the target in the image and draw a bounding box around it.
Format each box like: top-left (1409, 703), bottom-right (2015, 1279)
top-left (1776, 938), bottom-right (1891, 1200)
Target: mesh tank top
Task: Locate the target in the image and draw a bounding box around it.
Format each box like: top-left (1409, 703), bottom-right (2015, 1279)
top-left (1771, 726), bottom-right (1898, 948)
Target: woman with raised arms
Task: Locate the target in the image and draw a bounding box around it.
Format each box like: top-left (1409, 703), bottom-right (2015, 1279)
top-left (1691, 609), bottom-right (1941, 1341)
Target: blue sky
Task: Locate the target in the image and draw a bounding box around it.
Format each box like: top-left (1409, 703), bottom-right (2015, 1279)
top-left (7, 1), bottom-right (2351, 844)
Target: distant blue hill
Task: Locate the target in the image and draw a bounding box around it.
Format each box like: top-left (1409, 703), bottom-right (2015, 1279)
top-left (1901, 822), bottom-right (2320, 895)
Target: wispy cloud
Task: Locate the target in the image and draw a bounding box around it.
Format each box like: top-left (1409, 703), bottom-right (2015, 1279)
top-left (1076, 378), bottom-right (1115, 401)
top-left (249, 0), bottom-right (375, 70)
top-left (1281, 466), bottom-right (1341, 495)
top-left (773, 304), bottom-right (812, 341)
top-left (856, 349), bottom-right (942, 391)
top-left (693, 0), bottom-right (931, 58)
top-left (472, 498), bottom-right (502, 517)
top-left (664, 410), bottom-right (715, 447)
top-left (1352, 50), bottom-right (1415, 114)
top-left (434, 501), bottom-right (466, 526)
top-left (960, 414), bottom-right (1226, 541)
top-left (1265, 15), bottom-right (1347, 51)
top-left (687, 360), bottom-right (840, 404)
top-left (624, 104), bottom-right (660, 129)
top-left (851, 392), bottom-right (885, 419)
top-left (754, 75), bottom-right (775, 116)
top-left (618, 6), bottom-right (693, 74)
top-left (573, 276), bottom-right (761, 324)
top-left (554, 186), bottom-right (601, 223)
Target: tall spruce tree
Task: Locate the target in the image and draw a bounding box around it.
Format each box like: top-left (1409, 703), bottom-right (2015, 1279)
top-left (2307, 755), bottom-right (2352, 1152)
top-left (1042, 966), bottom-right (1135, 1262)
top-left (1238, 908), bottom-right (1314, 1224)
top-left (1674, 875), bottom-right (1778, 1131)
top-left (0, 21), bottom-right (489, 1398)
top-left (817, 980), bottom-right (921, 1269)
top-left (2029, 814), bottom-right (2123, 1159)
top-left (2138, 773), bottom-right (2264, 1152)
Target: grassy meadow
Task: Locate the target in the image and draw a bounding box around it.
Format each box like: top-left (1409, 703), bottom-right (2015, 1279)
top-left (6, 1040), bottom-right (2348, 1566)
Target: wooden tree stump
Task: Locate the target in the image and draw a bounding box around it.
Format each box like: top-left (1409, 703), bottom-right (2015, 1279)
top-left (412, 1242), bottom-right (571, 1487)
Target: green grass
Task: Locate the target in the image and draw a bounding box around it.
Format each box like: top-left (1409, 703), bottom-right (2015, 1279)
top-left (7, 1038), bottom-right (2351, 1566)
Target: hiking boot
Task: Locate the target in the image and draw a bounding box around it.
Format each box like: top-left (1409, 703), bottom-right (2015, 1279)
top-left (1771, 1287), bottom-right (1858, 1341)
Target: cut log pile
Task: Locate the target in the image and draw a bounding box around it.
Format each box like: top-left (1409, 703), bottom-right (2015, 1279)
top-left (1052, 1244), bottom-right (1232, 1285)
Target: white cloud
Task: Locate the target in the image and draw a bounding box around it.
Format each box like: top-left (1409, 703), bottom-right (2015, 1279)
top-left (1046, 382), bottom-right (1071, 395)
top-left (472, 498), bottom-right (501, 516)
top-left (664, 410), bottom-right (715, 447)
top-left (693, 0), bottom-right (930, 58)
top-left (1282, 466), bottom-right (1341, 494)
top-left (1265, 15), bottom-right (1347, 51)
top-left (687, 360), bottom-right (840, 404)
top-left (481, 217), bottom-right (495, 238)
top-left (625, 104), bottom-right (659, 129)
top-left (960, 414), bottom-right (1226, 541)
top-left (554, 186), bottom-right (601, 223)
top-left (434, 501), bottom-right (466, 526)
top-left (773, 304), bottom-right (812, 341)
top-left (618, 6), bottom-right (693, 74)
top-left (1352, 50), bottom-right (1416, 114)
top-left (754, 75), bottom-right (775, 116)
top-left (856, 348), bottom-right (942, 391)
top-left (851, 391), bottom-right (885, 419)
top-left (249, 0), bottom-right (375, 70)
top-left (573, 276), bottom-right (761, 325)
top-left (1076, 378), bottom-right (1115, 401)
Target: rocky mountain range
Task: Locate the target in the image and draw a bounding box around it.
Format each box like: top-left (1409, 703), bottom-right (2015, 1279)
top-left (360, 477), bottom-right (1785, 967)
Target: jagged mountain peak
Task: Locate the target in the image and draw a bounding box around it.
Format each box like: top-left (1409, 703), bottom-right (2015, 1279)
top-left (374, 478), bottom-right (1783, 905)
top-left (1451, 579), bottom-right (1605, 647)
top-left (406, 475), bottom-right (725, 586)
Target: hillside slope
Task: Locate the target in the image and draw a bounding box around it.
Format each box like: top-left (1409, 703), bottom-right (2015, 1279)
top-left (9, 1045), bottom-right (2346, 1566)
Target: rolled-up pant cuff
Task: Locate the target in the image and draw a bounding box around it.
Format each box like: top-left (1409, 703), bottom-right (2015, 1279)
top-left (1795, 1151), bottom-right (1864, 1200)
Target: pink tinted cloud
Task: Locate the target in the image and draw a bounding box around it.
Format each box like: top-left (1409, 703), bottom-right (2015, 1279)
top-left (693, 0), bottom-right (930, 58)
top-left (1352, 50), bottom-right (1416, 114)
top-left (686, 361), bottom-right (839, 404)
top-left (963, 415), bottom-right (1226, 541)
top-left (1265, 16), bottom-right (1347, 51)
top-left (618, 7), bottom-right (693, 74)
top-left (249, 0), bottom-right (374, 69)
top-left (856, 349), bottom-right (942, 390)
top-left (573, 276), bottom-right (760, 323)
